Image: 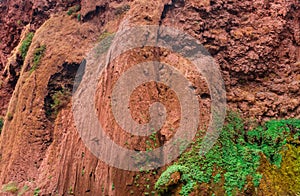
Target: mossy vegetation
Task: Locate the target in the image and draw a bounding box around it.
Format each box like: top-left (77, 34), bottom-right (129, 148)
top-left (50, 89), bottom-right (71, 117)
top-left (155, 112), bottom-right (300, 195)
top-left (67, 5), bottom-right (81, 16)
top-left (1, 181), bottom-right (19, 194)
top-left (94, 31), bottom-right (114, 56)
top-left (30, 45), bottom-right (46, 73)
top-left (19, 32), bottom-right (34, 60)
top-left (33, 187), bottom-right (40, 196)
top-left (98, 31), bottom-right (113, 42)
top-left (260, 143), bottom-right (300, 194)
top-left (155, 165), bottom-right (189, 193)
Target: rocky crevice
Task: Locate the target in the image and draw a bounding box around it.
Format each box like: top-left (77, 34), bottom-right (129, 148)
top-left (44, 62), bottom-right (80, 122)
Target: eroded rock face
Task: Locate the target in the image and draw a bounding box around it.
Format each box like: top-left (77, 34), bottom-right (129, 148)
top-left (0, 0), bottom-right (299, 195)
top-left (0, 0), bottom-right (81, 117)
top-left (159, 0), bottom-right (300, 122)
top-left (0, 0), bottom-right (81, 67)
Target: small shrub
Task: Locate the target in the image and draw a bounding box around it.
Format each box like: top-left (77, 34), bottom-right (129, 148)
top-left (19, 32), bottom-right (34, 60)
top-left (2, 182), bottom-right (18, 194)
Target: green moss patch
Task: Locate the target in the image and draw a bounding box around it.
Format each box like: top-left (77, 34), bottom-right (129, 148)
top-left (30, 44), bottom-right (46, 73)
top-left (155, 112), bottom-right (300, 195)
top-left (2, 182), bottom-right (19, 194)
top-left (19, 32), bottom-right (34, 60)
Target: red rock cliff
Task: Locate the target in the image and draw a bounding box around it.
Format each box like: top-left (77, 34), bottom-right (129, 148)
top-left (0, 0), bottom-right (299, 195)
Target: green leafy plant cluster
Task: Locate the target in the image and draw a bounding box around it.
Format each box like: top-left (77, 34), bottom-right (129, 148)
top-left (30, 45), bottom-right (46, 73)
top-left (19, 32), bottom-right (34, 60)
top-left (155, 112), bottom-right (300, 195)
top-left (155, 165), bottom-right (189, 193)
